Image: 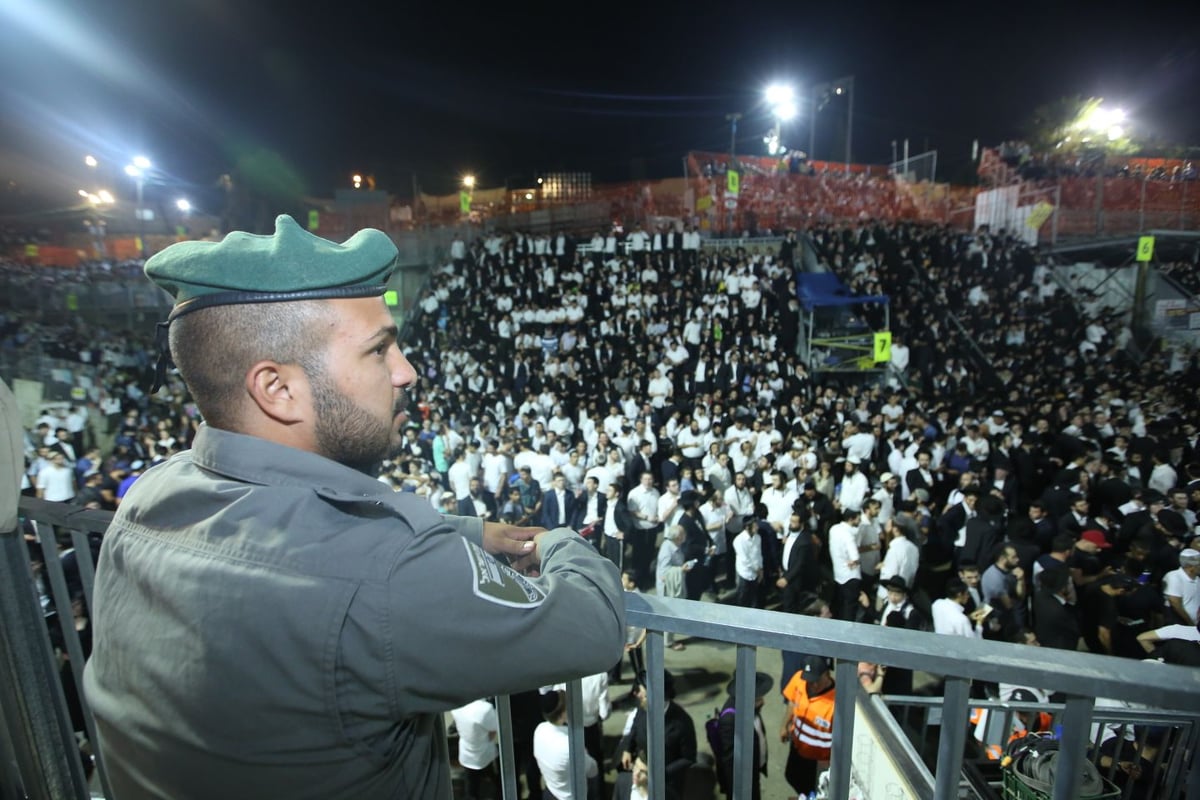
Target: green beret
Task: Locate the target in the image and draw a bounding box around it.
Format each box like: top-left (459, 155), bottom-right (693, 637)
top-left (146, 214), bottom-right (397, 319)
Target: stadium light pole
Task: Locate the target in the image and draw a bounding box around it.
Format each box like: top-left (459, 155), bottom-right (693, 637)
top-left (764, 84), bottom-right (798, 156)
top-left (809, 76), bottom-right (853, 166)
top-left (725, 113), bottom-right (742, 163)
top-left (124, 156), bottom-right (151, 257)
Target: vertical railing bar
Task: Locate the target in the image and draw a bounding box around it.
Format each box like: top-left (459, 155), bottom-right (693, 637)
top-left (565, 678), bottom-right (586, 800)
top-left (1106, 725), bottom-right (1127, 782)
top-left (933, 677), bottom-right (970, 800)
top-left (827, 659), bottom-right (858, 800)
top-left (66, 529), bottom-right (97, 614)
top-left (1145, 722), bottom-right (1172, 797)
top-left (34, 518), bottom-right (113, 797)
top-left (645, 630), bottom-right (665, 799)
top-left (494, 694), bottom-right (518, 800)
top-left (1159, 722), bottom-right (1190, 800)
top-left (732, 644), bottom-right (755, 800)
top-left (1052, 695), bottom-right (1094, 800)
top-left (920, 703), bottom-right (930, 757)
top-left (62, 526), bottom-right (112, 797)
top-left (0, 521), bottom-right (90, 800)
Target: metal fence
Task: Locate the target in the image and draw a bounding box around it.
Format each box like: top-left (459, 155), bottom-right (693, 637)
top-left (4, 497), bottom-right (1200, 800)
top-left (884, 695), bottom-right (1198, 799)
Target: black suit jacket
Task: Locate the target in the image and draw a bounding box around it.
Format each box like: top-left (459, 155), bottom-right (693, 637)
top-left (1034, 589), bottom-right (1081, 651)
top-left (457, 491), bottom-right (497, 520)
top-left (625, 454), bottom-right (653, 487)
top-left (570, 491), bottom-right (606, 532)
top-left (780, 531), bottom-right (816, 612)
top-left (906, 467), bottom-right (935, 496)
top-left (540, 488), bottom-right (577, 530)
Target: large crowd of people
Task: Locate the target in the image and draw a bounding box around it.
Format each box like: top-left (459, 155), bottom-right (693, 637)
top-left (11, 215), bottom-right (1200, 798)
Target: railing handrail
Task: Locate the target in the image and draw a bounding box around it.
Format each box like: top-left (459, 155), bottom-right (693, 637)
top-left (624, 592), bottom-right (1200, 711)
top-left (17, 498), bottom-right (1193, 712)
top-left (8, 496), bottom-right (1200, 800)
top-left (884, 694), bottom-right (1200, 724)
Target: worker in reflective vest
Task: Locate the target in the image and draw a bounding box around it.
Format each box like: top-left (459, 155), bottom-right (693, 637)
top-left (780, 655), bottom-right (836, 796)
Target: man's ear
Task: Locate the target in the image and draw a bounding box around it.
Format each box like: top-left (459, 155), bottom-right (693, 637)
top-left (245, 361), bottom-right (309, 424)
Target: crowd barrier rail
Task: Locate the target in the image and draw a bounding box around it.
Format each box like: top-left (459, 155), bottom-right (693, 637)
top-left (4, 497), bottom-right (1199, 800)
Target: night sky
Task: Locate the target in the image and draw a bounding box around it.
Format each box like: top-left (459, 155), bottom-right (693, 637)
top-left (1, 0), bottom-right (1198, 212)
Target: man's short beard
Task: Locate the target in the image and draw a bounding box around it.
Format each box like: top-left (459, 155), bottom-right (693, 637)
top-left (306, 360), bottom-right (402, 474)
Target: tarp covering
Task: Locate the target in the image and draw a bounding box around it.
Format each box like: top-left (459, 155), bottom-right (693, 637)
top-left (795, 272), bottom-right (888, 311)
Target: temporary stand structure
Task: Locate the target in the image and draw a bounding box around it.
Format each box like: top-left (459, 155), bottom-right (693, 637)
top-left (795, 272), bottom-right (890, 374)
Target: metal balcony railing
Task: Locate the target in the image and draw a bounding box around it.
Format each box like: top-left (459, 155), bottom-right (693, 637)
top-left (3, 496), bottom-right (1199, 800)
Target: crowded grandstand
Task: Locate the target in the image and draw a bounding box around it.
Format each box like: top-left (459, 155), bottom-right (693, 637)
top-left (5, 146), bottom-right (1200, 799)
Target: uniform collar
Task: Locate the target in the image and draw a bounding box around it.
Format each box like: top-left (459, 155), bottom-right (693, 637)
top-left (189, 424), bottom-right (394, 505)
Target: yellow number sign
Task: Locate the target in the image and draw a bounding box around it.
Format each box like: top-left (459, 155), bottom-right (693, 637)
top-left (873, 331), bottom-right (892, 362)
top-left (1136, 236), bottom-right (1154, 262)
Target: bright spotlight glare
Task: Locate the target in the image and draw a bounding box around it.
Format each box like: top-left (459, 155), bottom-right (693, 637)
top-left (775, 101), bottom-right (798, 121)
top-left (132, 155), bottom-right (151, 170)
top-left (524, 192), bottom-right (533, 200)
top-left (462, 175), bottom-right (476, 189)
top-left (78, 189), bottom-right (88, 197)
top-left (765, 84), bottom-right (794, 106)
top-left (124, 164), bottom-right (141, 177)
top-left (84, 155), bottom-right (98, 168)
top-left (176, 198), bottom-right (191, 212)
top-left (97, 190), bottom-right (114, 204)
top-left (1107, 125), bottom-right (1124, 141)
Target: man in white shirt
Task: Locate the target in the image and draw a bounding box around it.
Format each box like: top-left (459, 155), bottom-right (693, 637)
top-left (841, 421), bottom-right (875, 465)
top-left (447, 449), bottom-right (474, 500)
top-left (626, 472), bottom-right (662, 589)
top-left (657, 478), bottom-right (684, 529)
top-left (932, 580), bottom-right (987, 639)
top-left (876, 517), bottom-right (920, 603)
top-left (646, 369), bottom-right (673, 412)
top-left (761, 470), bottom-right (797, 533)
top-left (699, 489), bottom-right (732, 587)
top-left (450, 698), bottom-right (499, 800)
top-left (674, 419), bottom-right (706, 468)
top-left (1163, 549), bottom-right (1200, 625)
top-left (546, 673), bottom-right (611, 799)
top-left (733, 521), bottom-right (764, 608)
top-left (837, 456), bottom-right (869, 512)
top-left (35, 452), bottom-right (76, 503)
top-left (724, 472), bottom-right (754, 525)
top-left (534, 691), bottom-right (597, 800)
top-left (1148, 452), bottom-right (1178, 494)
top-left (828, 508), bottom-right (863, 621)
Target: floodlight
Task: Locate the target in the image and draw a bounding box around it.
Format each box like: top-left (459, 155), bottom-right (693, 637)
top-left (463, 175), bottom-right (476, 189)
top-left (84, 155), bottom-right (98, 168)
top-left (176, 198), bottom-right (191, 212)
top-left (765, 84), bottom-right (794, 106)
top-left (132, 155), bottom-right (152, 170)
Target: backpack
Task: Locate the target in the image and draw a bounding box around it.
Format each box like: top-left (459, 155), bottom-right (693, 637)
top-left (706, 707), bottom-right (737, 794)
top-left (704, 706), bottom-right (735, 760)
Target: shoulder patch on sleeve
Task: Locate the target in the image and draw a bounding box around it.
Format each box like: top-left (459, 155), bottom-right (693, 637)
top-left (461, 539), bottom-right (547, 608)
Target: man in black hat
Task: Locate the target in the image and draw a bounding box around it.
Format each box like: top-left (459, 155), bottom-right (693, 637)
top-left (713, 671), bottom-right (773, 799)
top-left (84, 216), bottom-right (625, 800)
top-left (619, 671), bottom-right (697, 800)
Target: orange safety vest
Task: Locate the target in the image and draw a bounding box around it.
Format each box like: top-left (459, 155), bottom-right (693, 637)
top-left (782, 673), bottom-right (836, 761)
